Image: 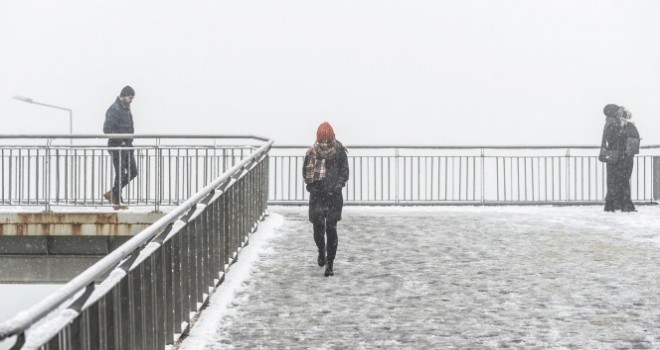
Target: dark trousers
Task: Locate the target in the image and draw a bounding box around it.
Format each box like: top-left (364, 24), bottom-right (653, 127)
top-left (605, 157), bottom-right (634, 210)
top-left (309, 191), bottom-right (343, 262)
top-left (109, 148), bottom-right (138, 204)
top-left (313, 219), bottom-right (338, 262)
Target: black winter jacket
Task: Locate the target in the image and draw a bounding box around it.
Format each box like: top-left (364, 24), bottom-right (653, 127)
top-left (103, 98), bottom-right (134, 147)
top-left (303, 144), bottom-right (349, 194)
top-left (622, 121), bottom-right (640, 158)
top-left (602, 117), bottom-right (624, 161)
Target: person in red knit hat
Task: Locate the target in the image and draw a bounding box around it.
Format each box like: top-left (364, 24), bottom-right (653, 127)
top-left (302, 122), bottom-right (349, 276)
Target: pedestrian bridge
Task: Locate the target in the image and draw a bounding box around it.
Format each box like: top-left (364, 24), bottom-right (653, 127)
top-left (1, 135), bottom-right (660, 349)
top-left (181, 205), bottom-right (660, 349)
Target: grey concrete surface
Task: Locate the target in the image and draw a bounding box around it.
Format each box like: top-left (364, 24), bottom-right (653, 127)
top-left (189, 206), bottom-right (660, 350)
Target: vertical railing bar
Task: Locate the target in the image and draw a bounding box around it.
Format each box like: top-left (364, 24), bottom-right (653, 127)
top-left (351, 156), bottom-right (356, 202)
top-left (516, 157), bottom-right (520, 202)
top-left (503, 157), bottom-right (507, 202)
top-left (480, 149), bottom-right (485, 204)
top-left (458, 156), bottom-right (462, 201)
top-left (551, 156), bottom-right (555, 201)
top-left (523, 157), bottom-right (527, 201)
top-left (496, 157), bottom-right (499, 202)
top-left (530, 157), bottom-right (535, 201)
top-left (636, 156), bottom-right (640, 200)
top-left (380, 157), bottom-right (384, 202)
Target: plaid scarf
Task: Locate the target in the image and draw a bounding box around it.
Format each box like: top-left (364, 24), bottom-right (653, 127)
top-left (305, 140), bottom-right (339, 183)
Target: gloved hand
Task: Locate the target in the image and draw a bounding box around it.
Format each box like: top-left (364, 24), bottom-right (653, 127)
top-left (333, 184), bottom-right (343, 193)
top-left (306, 184), bottom-right (313, 192)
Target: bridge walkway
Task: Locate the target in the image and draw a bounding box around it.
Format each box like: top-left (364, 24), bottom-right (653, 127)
top-left (180, 206), bottom-right (660, 350)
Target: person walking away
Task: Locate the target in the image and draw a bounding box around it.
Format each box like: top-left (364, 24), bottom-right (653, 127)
top-left (600, 104), bottom-right (627, 212)
top-left (103, 86), bottom-right (137, 210)
top-left (619, 107), bottom-right (640, 212)
top-left (303, 122), bottom-right (349, 277)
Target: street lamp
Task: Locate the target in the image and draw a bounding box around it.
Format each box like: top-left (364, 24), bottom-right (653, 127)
top-left (12, 95), bottom-right (73, 144)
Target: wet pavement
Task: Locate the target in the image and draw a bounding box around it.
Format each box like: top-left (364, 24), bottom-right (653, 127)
top-left (182, 206), bottom-right (660, 350)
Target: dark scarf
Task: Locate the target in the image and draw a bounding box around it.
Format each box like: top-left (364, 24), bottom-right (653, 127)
top-left (305, 140), bottom-right (340, 183)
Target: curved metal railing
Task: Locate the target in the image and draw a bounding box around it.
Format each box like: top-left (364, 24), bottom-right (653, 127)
top-left (0, 135), bottom-right (273, 349)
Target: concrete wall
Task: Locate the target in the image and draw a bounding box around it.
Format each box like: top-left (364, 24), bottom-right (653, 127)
top-left (0, 211), bottom-right (164, 255)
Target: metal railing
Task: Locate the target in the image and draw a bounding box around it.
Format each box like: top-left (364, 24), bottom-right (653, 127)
top-left (0, 135), bottom-right (272, 349)
top-left (269, 145), bottom-right (660, 205)
top-left (0, 135), bottom-right (264, 211)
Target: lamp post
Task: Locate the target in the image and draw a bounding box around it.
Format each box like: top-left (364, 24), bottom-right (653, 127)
top-left (12, 95), bottom-right (73, 144)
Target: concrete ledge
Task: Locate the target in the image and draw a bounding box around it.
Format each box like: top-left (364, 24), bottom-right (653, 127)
top-left (0, 236), bottom-right (132, 255)
top-left (0, 212), bottom-right (164, 236)
top-left (0, 211), bottom-right (160, 255)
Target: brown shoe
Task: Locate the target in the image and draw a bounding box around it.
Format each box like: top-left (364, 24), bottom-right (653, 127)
top-left (112, 204), bottom-right (129, 210)
top-left (103, 191), bottom-right (114, 203)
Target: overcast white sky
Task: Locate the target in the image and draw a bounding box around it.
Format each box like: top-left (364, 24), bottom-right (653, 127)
top-left (1, 1), bottom-right (659, 146)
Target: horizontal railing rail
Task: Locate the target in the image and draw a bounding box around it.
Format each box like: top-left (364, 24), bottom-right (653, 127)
top-left (269, 145), bottom-right (660, 205)
top-left (0, 134), bottom-right (270, 211)
top-left (0, 136), bottom-right (273, 349)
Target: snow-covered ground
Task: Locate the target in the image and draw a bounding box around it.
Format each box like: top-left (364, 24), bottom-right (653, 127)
top-left (180, 205), bottom-right (660, 350)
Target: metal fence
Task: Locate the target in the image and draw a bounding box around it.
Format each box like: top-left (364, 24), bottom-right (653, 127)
top-left (0, 136), bottom-right (272, 349)
top-left (0, 135), bottom-right (263, 211)
top-left (269, 145), bottom-right (660, 205)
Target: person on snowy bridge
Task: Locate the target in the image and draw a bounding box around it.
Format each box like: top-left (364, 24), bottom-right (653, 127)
top-left (302, 122), bottom-right (349, 277)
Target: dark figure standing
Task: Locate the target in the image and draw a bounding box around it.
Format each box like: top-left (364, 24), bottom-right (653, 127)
top-left (619, 108), bottom-right (640, 211)
top-left (303, 122), bottom-right (349, 277)
top-left (103, 86), bottom-right (137, 210)
top-left (601, 104), bottom-right (639, 212)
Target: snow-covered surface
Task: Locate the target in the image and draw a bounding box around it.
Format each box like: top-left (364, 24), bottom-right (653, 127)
top-left (179, 205), bottom-right (660, 349)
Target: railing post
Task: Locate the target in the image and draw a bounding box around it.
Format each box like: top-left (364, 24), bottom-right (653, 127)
top-left (44, 138), bottom-right (52, 212)
top-left (565, 148), bottom-right (571, 203)
top-left (155, 138), bottom-right (162, 212)
top-left (395, 148), bottom-right (400, 204)
top-left (480, 148), bottom-right (485, 204)
top-left (653, 156), bottom-right (660, 201)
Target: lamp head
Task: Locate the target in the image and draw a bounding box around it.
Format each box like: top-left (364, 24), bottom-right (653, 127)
top-left (12, 95), bottom-right (33, 103)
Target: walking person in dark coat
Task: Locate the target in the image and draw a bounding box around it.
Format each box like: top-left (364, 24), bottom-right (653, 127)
top-left (601, 104), bottom-right (639, 212)
top-left (303, 122), bottom-right (349, 277)
top-left (103, 86), bottom-right (138, 210)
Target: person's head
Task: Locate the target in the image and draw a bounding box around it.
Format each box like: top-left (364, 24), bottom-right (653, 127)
top-left (621, 107), bottom-right (632, 120)
top-left (316, 122), bottom-right (335, 143)
top-left (119, 85), bottom-right (135, 105)
top-left (603, 104), bottom-right (620, 119)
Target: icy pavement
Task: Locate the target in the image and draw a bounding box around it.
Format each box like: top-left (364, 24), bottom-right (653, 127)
top-left (180, 205), bottom-right (660, 350)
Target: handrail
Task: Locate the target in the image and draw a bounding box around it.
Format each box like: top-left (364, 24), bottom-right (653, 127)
top-left (0, 134), bottom-right (271, 142)
top-left (0, 137), bottom-right (274, 341)
top-left (272, 144), bottom-right (660, 150)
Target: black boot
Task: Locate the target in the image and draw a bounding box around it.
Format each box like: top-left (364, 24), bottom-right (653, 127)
top-left (317, 248), bottom-right (326, 267)
top-left (622, 204), bottom-right (637, 212)
top-left (604, 201), bottom-right (615, 212)
top-left (324, 260), bottom-right (334, 277)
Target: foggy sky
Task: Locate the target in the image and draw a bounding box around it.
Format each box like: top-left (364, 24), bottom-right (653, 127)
top-left (1, 0), bottom-right (659, 146)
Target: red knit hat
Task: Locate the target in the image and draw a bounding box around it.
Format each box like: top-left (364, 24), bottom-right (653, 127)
top-left (316, 122), bottom-right (335, 141)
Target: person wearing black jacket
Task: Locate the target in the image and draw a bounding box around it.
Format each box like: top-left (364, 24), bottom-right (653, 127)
top-left (103, 86), bottom-right (137, 210)
top-left (601, 104), bottom-right (639, 212)
top-left (303, 122), bottom-right (349, 277)
top-left (620, 108), bottom-right (640, 212)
